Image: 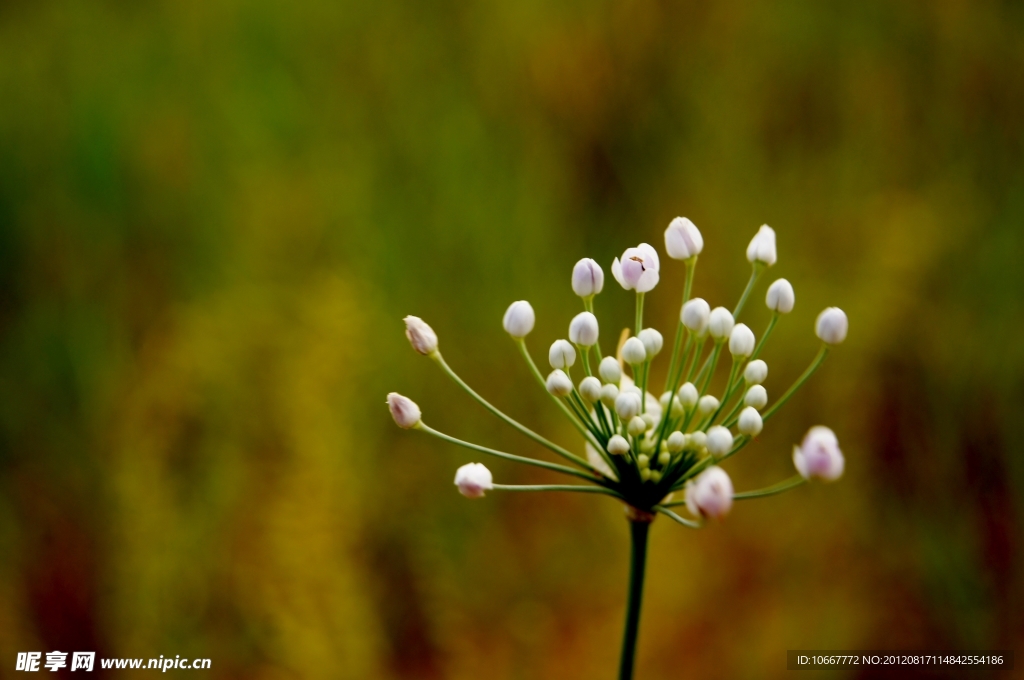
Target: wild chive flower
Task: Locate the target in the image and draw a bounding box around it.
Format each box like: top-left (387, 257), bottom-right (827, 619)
top-left (572, 258), bottom-right (605, 298)
top-left (815, 307), bottom-right (849, 345)
top-left (390, 218), bottom-right (849, 680)
top-left (664, 217), bottom-right (704, 260)
top-left (549, 339), bottom-right (576, 369)
top-left (503, 300), bottom-right (536, 338)
top-left (746, 224), bottom-right (777, 266)
top-left (766, 278), bottom-right (795, 313)
top-left (744, 359), bottom-right (768, 384)
top-left (569, 311), bottom-right (600, 346)
top-left (387, 393), bottom-right (422, 429)
top-left (793, 426), bottom-right (845, 481)
top-left (404, 316), bottom-right (438, 355)
top-left (612, 243), bottom-right (660, 292)
top-left (454, 463), bottom-right (493, 498)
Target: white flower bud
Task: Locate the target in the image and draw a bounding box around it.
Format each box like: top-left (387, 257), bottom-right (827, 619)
top-left (659, 392), bottom-right (683, 418)
top-left (598, 356), bottom-right (622, 384)
top-left (765, 278), bottom-right (795, 314)
top-left (454, 462), bottom-right (493, 498)
top-left (743, 359), bottom-right (768, 384)
top-left (697, 395), bottom-right (720, 416)
top-left (737, 407), bottom-right (764, 436)
top-left (600, 383), bottom-right (619, 408)
top-left (681, 298), bottom-right (710, 335)
top-left (649, 469), bottom-right (663, 483)
top-left (685, 466), bottom-right (733, 519)
top-left (705, 425), bottom-right (733, 457)
top-left (628, 416), bottom-right (647, 436)
top-left (403, 316), bottom-right (438, 355)
top-left (815, 307), bottom-right (848, 345)
top-left (502, 301), bottom-right (535, 338)
top-left (579, 376), bottom-right (602, 403)
top-left (638, 328), bottom-right (663, 358)
top-left (640, 468), bottom-right (652, 481)
top-left (611, 243), bottom-right (660, 293)
top-left (728, 323), bottom-right (755, 357)
top-left (793, 426), bottom-right (845, 481)
top-left (666, 431), bottom-right (685, 453)
top-left (640, 413), bottom-right (656, 429)
top-left (746, 224), bottom-right (777, 266)
top-left (607, 434), bottom-right (630, 455)
top-left (677, 382), bottom-right (699, 409)
top-left (688, 431), bottom-right (707, 450)
top-left (548, 339), bottom-right (576, 369)
top-left (546, 370), bottom-right (573, 397)
top-left (744, 384), bottom-right (768, 409)
top-left (387, 392), bottom-right (422, 429)
top-left (658, 451), bottom-right (671, 466)
top-left (664, 217), bottom-right (704, 259)
top-left (615, 391), bottom-right (643, 420)
top-left (569, 311), bottom-right (600, 346)
top-left (571, 258), bottom-right (605, 297)
top-left (622, 337), bottom-right (647, 365)
top-left (585, 441), bottom-right (618, 480)
top-left (637, 454), bottom-right (650, 469)
top-left (708, 307), bottom-right (735, 341)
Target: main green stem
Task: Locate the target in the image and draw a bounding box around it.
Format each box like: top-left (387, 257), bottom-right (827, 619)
top-left (618, 519), bottom-right (650, 680)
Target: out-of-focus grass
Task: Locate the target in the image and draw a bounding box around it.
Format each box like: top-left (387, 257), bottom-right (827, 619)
top-left (0, 1), bottom-right (1022, 678)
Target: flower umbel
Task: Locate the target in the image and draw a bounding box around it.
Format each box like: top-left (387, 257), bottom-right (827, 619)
top-left (390, 218), bottom-right (849, 680)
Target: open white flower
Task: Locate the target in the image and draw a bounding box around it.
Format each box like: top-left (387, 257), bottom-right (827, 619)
top-left (611, 243), bottom-right (660, 292)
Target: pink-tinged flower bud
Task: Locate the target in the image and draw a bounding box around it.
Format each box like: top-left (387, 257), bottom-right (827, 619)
top-left (502, 300), bottom-right (536, 338)
top-left (579, 376), bottom-right (602, 403)
top-left (746, 224), bottom-right (777, 266)
top-left (766, 278), bottom-right (795, 314)
top-left (793, 426), bottom-right (845, 481)
top-left (728, 323), bottom-right (755, 357)
top-left (611, 243), bottom-right (660, 292)
top-left (548, 339), bottom-right (576, 369)
top-left (546, 370), bottom-right (573, 397)
top-left (705, 425), bottom-right (733, 457)
top-left (614, 391), bottom-right (643, 420)
top-left (737, 407), bottom-right (763, 436)
top-left (681, 298), bottom-right (710, 335)
top-left (387, 392), bottom-right (422, 429)
top-left (685, 466), bottom-right (734, 519)
top-left (598, 356), bottom-right (622, 384)
top-left (743, 359), bottom-right (768, 384)
top-left (664, 217), bottom-right (704, 260)
top-left (815, 307), bottom-right (848, 345)
top-left (404, 316), bottom-right (438, 355)
top-left (708, 307), bottom-right (735, 341)
top-left (572, 258), bottom-right (605, 297)
top-left (638, 328), bottom-right (664, 357)
top-left (622, 337), bottom-right (647, 365)
top-left (607, 434), bottom-right (630, 455)
top-left (744, 384), bottom-right (768, 409)
top-left (454, 463), bottom-right (493, 498)
top-left (569, 311), bottom-right (600, 346)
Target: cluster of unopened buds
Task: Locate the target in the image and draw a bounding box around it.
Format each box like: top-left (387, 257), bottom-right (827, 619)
top-left (389, 217), bottom-right (848, 679)
top-left (389, 219), bottom-right (847, 525)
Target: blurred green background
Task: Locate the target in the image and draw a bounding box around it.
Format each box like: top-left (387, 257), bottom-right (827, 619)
top-left (1, 1), bottom-right (1022, 678)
